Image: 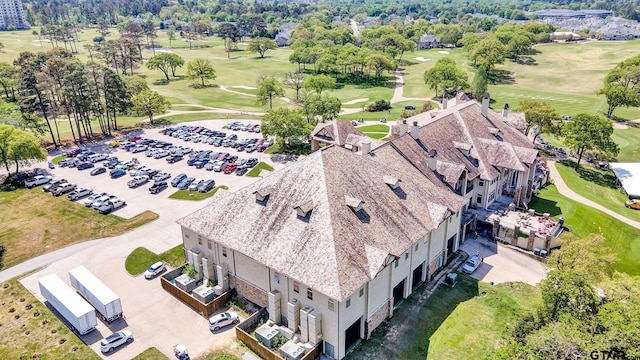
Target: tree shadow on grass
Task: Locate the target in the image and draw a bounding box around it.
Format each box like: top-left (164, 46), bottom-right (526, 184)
top-left (488, 69), bottom-right (515, 85)
top-left (153, 79), bottom-right (170, 86)
top-left (528, 196), bottom-right (563, 217)
top-left (558, 160), bottom-right (619, 189)
top-left (516, 56), bottom-right (537, 66)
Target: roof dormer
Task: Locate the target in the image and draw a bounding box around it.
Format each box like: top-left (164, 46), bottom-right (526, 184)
top-left (253, 186), bottom-right (273, 204)
top-left (345, 195), bottom-right (364, 212)
top-left (383, 175), bottom-right (400, 189)
top-left (294, 200), bottom-right (315, 219)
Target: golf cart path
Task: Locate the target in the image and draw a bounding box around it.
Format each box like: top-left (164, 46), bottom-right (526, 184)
top-left (391, 70), bottom-right (433, 104)
top-left (547, 160), bottom-right (640, 230)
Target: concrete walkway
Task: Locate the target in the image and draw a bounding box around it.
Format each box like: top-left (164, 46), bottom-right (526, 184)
top-left (390, 70), bottom-right (433, 105)
top-left (547, 160), bottom-right (640, 230)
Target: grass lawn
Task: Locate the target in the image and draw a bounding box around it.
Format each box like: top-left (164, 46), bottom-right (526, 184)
top-left (350, 275), bottom-right (540, 360)
top-left (0, 276), bottom-right (99, 360)
top-left (555, 161), bottom-right (640, 223)
top-left (0, 188), bottom-right (158, 270)
top-left (528, 185), bottom-right (640, 275)
top-left (356, 124), bottom-right (389, 133)
top-left (132, 347), bottom-right (169, 360)
top-left (159, 113), bottom-right (262, 123)
top-left (340, 100), bottom-right (429, 124)
top-left (125, 244), bottom-right (186, 275)
top-left (246, 162), bottom-right (274, 177)
top-left (169, 185), bottom-right (227, 200)
top-left (201, 352), bottom-right (242, 360)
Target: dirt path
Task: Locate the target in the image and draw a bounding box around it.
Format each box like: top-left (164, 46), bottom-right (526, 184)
top-left (547, 160), bottom-right (640, 230)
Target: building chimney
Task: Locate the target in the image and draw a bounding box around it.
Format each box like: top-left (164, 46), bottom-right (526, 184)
top-left (427, 149), bottom-right (438, 171)
top-left (397, 119), bottom-right (408, 136)
top-left (502, 103), bottom-right (509, 119)
top-left (481, 92), bottom-right (490, 117)
top-left (410, 121), bottom-right (419, 139)
top-left (361, 139), bottom-right (371, 155)
top-left (442, 93), bottom-right (448, 110)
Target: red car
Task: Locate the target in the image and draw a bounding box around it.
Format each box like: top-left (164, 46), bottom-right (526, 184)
top-left (216, 152), bottom-right (230, 161)
top-left (128, 135), bottom-right (142, 142)
top-left (222, 163), bottom-right (237, 174)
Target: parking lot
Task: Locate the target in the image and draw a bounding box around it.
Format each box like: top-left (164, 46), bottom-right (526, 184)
top-left (18, 119), bottom-right (295, 359)
top-left (48, 119), bottom-right (279, 219)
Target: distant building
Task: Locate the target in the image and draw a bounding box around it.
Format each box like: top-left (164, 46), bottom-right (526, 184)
top-left (549, 31), bottom-right (585, 42)
top-left (275, 22), bottom-right (298, 47)
top-left (417, 34), bottom-right (440, 49)
top-left (0, 0), bottom-right (29, 30)
top-left (535, 9), bottom-right (612, 19)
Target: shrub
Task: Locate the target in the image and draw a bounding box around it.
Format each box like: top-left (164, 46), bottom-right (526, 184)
top-left (182, 264), bottom-right (197, 278)
top-left (421, 102), bottom-right (433, 113)
top-left (366, 99), bottom-right (391, 112)
top-left (271, 334), bottom-right (287, 349)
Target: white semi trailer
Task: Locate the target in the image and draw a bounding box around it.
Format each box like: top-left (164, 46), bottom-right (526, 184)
top-left (68, 266), bottom-right (123, 322)
top-left (38, 274), bottom-right (97, 335)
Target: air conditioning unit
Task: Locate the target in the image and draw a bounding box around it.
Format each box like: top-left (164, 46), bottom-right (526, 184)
top-left (255, 323), bottom-right (279, 347)
top-left (280, 340), bottom-right (306, 360)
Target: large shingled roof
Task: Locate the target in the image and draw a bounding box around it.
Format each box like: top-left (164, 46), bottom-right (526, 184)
top-left (178, 146), bottom-right (465, 301)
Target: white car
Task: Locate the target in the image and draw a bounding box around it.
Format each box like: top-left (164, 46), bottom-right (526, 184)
top-left (100, 330), bottom-right (133, 353)
top-left (152, 171), bottom-right (171, 182)
top-left (144, 261), bottom-right (166, 279)
top-left (188, 179), bottom-right (204, 192)
top-left (84, 192), bottom-right (108, 207)
top-left (92, 195), bottom-right (117, 210)
top-left (208, 311), bottom-right (239, 331)
top-left (25, 175), bottom-right (52, 188)
top-left (461, 255), bottom-right (483, 274)
top-left (67, 187), bottom-right (93, 201)
top-left (97, 198), bottom-right (126, 214)
top-left (127, 175), bottom-right (149, 188)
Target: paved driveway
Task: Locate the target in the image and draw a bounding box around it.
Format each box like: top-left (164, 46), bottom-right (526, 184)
top-left (14, 119), bottom-right (296, 359)
top-left (459, 236), bottom-right (547, 286)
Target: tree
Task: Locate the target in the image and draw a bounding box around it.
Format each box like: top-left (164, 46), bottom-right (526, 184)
top-left (507, 33), bottom-right (534, 63)
top-left (469, 37), bottom-right (507, 73)
top-left (423, 58), bottom-right (469, 97)
top-left (0, 62), bottom-right (17, 100)
top-left (146, 53), bottom-right (184, 81)
top-left (248, 37), bottom-right (277, 58)
top-left (224, 38), bottom-right (235, 59)
top-left (366, 53), bottom-right (396, 82)
top-left (515, 100), bottom-right (561, 143)
top-left (562, 113), bottom-right (619, 169)
top-left (130, 90), bottom-right (170, 124)
top-left (471, 68), bottom-right (488, 99)
top-left (303, 74), bottom-right (335, 95)
top-left (256, 76), bottom-right (284, 109)
top-left (597, 55), bottom-right (640, 118)
top-left (261, 108), bottom-right (314, 151)
top-left (284, 72), bottom-right (305, 101)
top-left (186, 58), bottom-right (217, 87)
top-left (166, 28), bottom-right (176, 48)
top-left (302, 94), bottom-right (342, 123)
top-left (0, 124), bottom-right (47, 172)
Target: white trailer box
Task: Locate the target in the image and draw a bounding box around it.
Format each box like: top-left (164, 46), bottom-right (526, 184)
top-left (68, 266), bottom-right (123, 322)
top-left (38, 274), bottom-right (97, 335)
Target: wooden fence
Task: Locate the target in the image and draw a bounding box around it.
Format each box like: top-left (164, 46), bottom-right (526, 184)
top-left (160, 276), bottom-right (233, 318)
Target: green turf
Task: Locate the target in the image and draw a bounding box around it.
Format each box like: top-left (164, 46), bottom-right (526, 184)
top-left (51, 154), bottom-right (67, 164)
top-left (356, 124), bottom-right (390, 133)
top-left (160, 113), bottom-right (262, 123)
top-left (169, 185), bottom-right (226, 200)
top-left (124, 244), bottom-right (186, 275)
top-left (132, 347), bottom-right (170, 360)
top-left (528, 185), bottom-right (640, 275)
top-left (246, 162), bottom-right (274, 177)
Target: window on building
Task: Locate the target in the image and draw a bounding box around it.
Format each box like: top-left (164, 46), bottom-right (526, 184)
top-left (197, 235), bottom-right (202, 245)
top-left (185, 234), bottom-right (190, 238)
top-left (404, 252), bottom-right (409, 260)
top-left (394, 259), bottom-right (398, 268)
top-left (476, 194), bottom-right (483, 204)
top-left (222, 247), bottom-right (227, 257)
top-left (328, 299), bottom-right (335, 311)
top-left (274, 272), bottom-right (280, 284)
top-left (359, 287), bottom-right (364, 297)
top-left (293, 282), bottom-right (300, 293)
top-left (207, 240), bottom-right (212, 250)
top-left (346, 297), bottom-right (351, 308)
top-left (307, 288), bottom-right (313, 300)
top-left (479, 180), bottom-right (484, 187)
top-left (415, 243), bottom-right (419, 251)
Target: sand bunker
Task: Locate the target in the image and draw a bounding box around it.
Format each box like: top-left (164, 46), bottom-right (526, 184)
top-left (232, 85), bottom-right (257, 90)
top-left (438, 51), bottom-right (450, 54)
top-left (413, 57), bottom-right (431, 62)
top-left (344, 98), bottom-right (368, 105)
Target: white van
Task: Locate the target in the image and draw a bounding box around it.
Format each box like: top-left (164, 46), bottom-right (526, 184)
top-left (88, 153), bottom-right (108, 163)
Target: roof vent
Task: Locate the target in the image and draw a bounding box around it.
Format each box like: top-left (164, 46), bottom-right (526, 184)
top-left (488, 127), bottom-right (502, 137)
top-left (253, 186), bottom-right (273, 204)
top-left (345, 195), bottom-right (364, 212)
top-left (427, 149), bottom-right (438, 171)
top-left (294, 200), bottom-right (314, 218)
top-left (384, 175), bottom-right (400, 189)
top-left (453, 141), bottom-right (472, 156)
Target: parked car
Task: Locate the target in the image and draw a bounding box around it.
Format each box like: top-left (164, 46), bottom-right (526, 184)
top-left (194, 159), bottom-right (209, 169)
top-left (188, 179), bottom-right (204, 192)
top-left (91, 195), bottom-right (116, 209)
top-left (246, 158), bottom-right (259, 168)
top-left (625, 199), bottom-right (640, 210)
top-left (177, 177), bottom-right (195, 190)
top-left (152, 171), bottom-right (171, 182)
top-left (100, 330), bottom-right (133, 353)
top-left (245, 144), bottom-right (257, 153)
top-left (67, 187), bottom-right (93, 201)
top-left (167, 155), bottom-right (183, 164)
top-left (90, 167), bottom-right (107, 176)
top-left (222, 163), bottom-right (237, 174)
top-left (211, 161), bottom-right (226, 172)
top-left (236, 167), bottom-right (249, 176)
top-left (208, 311), bottom-right (239, 331)
top-left (127, 175), bottom-right (149, 188)
top-left (77, 162), bottom-right (95, 170)
top-left (144, 261), bottom-right (166, 279)
top-left (171, 173), bottom-right (187, 187)
top-left (461, 255), bottom-right (483, 274)
top-left (197, 179), bottom-right (216, 193)
top-left (51, 183), bottom-right (76, 196)
top-left (43, 179), bottom-right (67, 192)
top-left (84, 192), bottom-right (108, 207)
top-left (25, 175), bottom-right (52, 188)
top-left (110, 169), bottom-right (126, 178)
top-left (97, 198), bottom-right (126, 214)
top-left (149, 181), bottom-right (168, 194)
